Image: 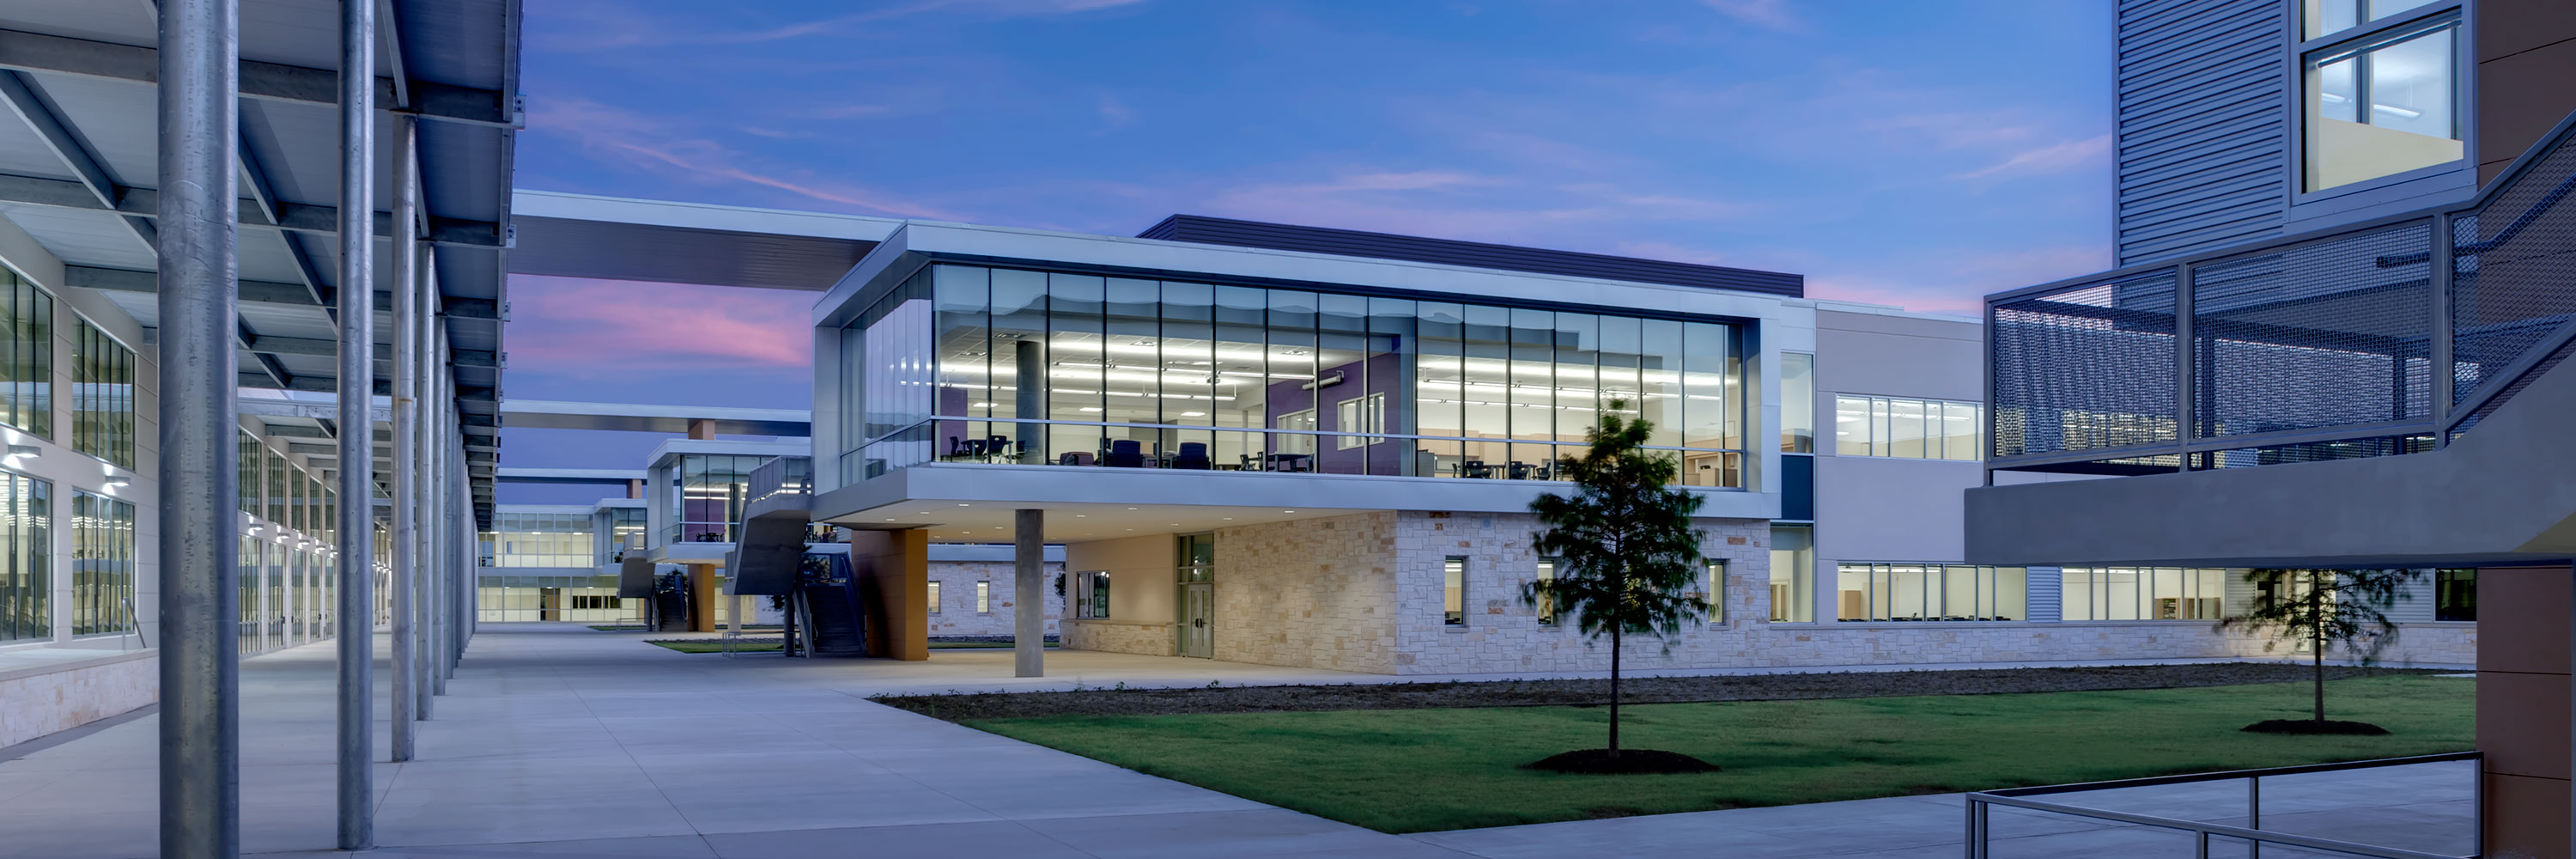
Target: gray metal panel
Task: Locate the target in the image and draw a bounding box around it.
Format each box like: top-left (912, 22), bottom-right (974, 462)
top-left (617, 555), bottom-right (654, 598)
top-left (0, 202), bottom-right (153, 268)
top-left (2024, 566), bottom-right (2062, 622)
top-left (2114, 0), bottom-right (2290, 266)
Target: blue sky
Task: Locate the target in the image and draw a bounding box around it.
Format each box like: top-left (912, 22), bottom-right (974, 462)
top-left (499, 0), bottom-right (2115, 503)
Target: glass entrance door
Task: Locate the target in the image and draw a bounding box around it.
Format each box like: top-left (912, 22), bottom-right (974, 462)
top-left (1179, 582), bottom-right (1212, 658)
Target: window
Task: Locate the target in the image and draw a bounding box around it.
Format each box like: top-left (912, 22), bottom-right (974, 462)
top-left (927, 581), bottom-right (941, 614)
top-left (2302, 4), bottom-right (2462, 192)
top-left (1443, 557), bottom-right (1466, 626)
top-left (1274, 408), bottom-right (1317, 456)
top-left (70, 491), bottom-right (135, 637)
top-left (1704, 560), bottom-right (1726, 624)
top-left (1769, 525), bottom-right (1814, 622)
top-left (1335, 393), bottom-right (1385, 449)
top-left (1780, 352), bottom-right (1813, 453)
top-left (1076, 570), bottom-right (1110, 618)
top-left (0, 472), bottom-right (49, 643)
top-left (2433, 569), bottom-right (2475, 621)
top-left (975, 580), bottom-right (991, 613)
top-left (72, 319), bottom-right (135, 468)
top-left (1837, 563), bottom-right (2027, 622)
top-left (1534, 557), bottom-right (1557, 626)
top-left (1834, 395), bottom-right (1980, 460)
top-left (0, 269), bottom-right (52, 438)
top-left (2060, 567), bottom-right (2228, 621)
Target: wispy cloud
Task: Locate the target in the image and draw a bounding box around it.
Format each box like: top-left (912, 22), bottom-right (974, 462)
top-left (528, 98), bottom-right (970, 220)
top-left (538, 0), bottom-right (1150, 51)
top-left (1097, 93), bottom-right (1134, 126)
top-left (507, 277), bottom-right (817, 373)
top-left (1701, 0), bottom-right (1802, 31)
top-left (1194, 168), bottom-right (1755, 243)
top-left (1949, 135), bottom-right (2111, 181)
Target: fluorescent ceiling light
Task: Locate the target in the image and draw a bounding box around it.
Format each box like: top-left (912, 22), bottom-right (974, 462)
top-left (2372, 103), bottom-right (2423, 119)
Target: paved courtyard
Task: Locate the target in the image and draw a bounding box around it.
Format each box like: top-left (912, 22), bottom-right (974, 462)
top-left (0, 624), bottom-right (2476, 858)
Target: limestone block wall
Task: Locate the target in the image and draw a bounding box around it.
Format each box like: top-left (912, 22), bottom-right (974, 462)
top-left (0, 652), bottom-right (155, 747)
top-left (1390, 511), bottom-right (1771, 675)
top-left (1062, 619), bottom-right (1175, 656)
top-left (926, 560), bottom-right (1064, 637)
top-left (1211, 513), bottom-right (1401, 673)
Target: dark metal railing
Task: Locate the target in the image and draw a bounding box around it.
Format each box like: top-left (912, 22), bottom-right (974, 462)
top-left (1964, 752), bottom-right (2482, 858)
top-left (1987, 107), bottom-right (2576, 478)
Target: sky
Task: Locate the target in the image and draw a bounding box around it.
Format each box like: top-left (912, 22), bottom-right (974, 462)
top-left (499, 0), bottom-right (2116, 503)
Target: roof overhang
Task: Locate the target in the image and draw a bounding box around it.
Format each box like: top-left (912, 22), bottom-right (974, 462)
top-left (507, 191), bottom-right (898, 290)
top-left (501, 399), bottom-right (811, 436)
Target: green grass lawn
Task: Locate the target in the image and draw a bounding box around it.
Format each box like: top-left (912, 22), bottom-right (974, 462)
top-left (966, 675), bottom-right (2474, 833)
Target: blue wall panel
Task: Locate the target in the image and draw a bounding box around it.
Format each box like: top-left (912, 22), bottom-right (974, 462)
top-left (2114, 0), bottom-right (2291, 265)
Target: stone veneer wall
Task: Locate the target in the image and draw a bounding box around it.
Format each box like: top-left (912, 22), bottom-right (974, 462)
top-left (926, 561), bottom-right (1064, 637)
top-left (0, 652), bottom-right (156, 747)
top-left (1062, 619), bottom-right (1175, 656)
top-left (1212, 512), bottom-right (1401, 673)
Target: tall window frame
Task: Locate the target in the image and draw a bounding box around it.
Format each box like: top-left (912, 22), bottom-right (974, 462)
top-left (0, 268), bottom-right (52, 439)
top-left (71, 318), bottom-right (136, 469)
top-left (2295, 1), bottom-right (2468, 195)
top-left (70, 490), bottom-right (137, 637)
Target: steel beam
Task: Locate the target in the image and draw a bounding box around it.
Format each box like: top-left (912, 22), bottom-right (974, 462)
top-left (70, 265), bottom-right (505, 319)
top-left (155, 0), bottom-right (242, 856)
top-left (333, 0), bottom-right (375, 845)
top-left (0, 174), bottom-right (507, 247)
top-left (0, 27), bottom-right (518, 127)
top-left (389, 115), bottom-right (417, 761)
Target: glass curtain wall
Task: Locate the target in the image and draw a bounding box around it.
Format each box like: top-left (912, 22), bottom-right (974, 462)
top-left (0, 269), bottom-right (51, 437)
top-left (854, 263), bottom-right (1748, 484)
top-left (603, 507), bottom-right (647, 563)
top-left (492, 511), bottom-right (593, 566)
top-left (0, 472), bottom-right (50, 643)
top-left (2059, 567), bottom-right (2230, 620)
top-left (70, 491), bottom-right (136, 636)
top-left (1834, 563), bottom-right (2027, 622)
top-left (671, 455), bottom-right (767, 544)
top-left (476, 575), bottom-right (625, 622)
top-left (71, 320), bottom-right (136, 468)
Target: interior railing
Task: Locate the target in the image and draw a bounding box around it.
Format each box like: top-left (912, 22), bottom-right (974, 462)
top-left (1986, 108), bottom-right (2576, 477)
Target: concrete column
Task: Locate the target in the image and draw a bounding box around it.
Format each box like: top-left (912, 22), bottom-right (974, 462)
top-left (1014, 339), bottom-right (1042, 462)
top-left (689, 566), bottom-right (718, 632)
top-left (2477, 564), bottom-right (2573, 858)
top-left (155, 0), bottom-right (241, 853)
top-left (851, 529), bottom-right (929, 661)
top-left (1015, 509), bottom-right (1043, 677)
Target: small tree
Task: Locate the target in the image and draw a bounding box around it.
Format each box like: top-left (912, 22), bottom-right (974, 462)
top-left (2220, 568), bottom-right (2420, 730)
top-left (1523, 399), bottom-right (1707, 760)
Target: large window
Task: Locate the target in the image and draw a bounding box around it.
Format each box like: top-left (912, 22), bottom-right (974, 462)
top-left (71, 319), bottom-right (135, 468)
top-left (1443, 557), bottom-right (1467, 626)
top-left (0, 269), bottom-right (51, 438)
top-left (472, 575), bottom-right (627, 622)
top-left (927, 580), bottom-right (941, 615)
top-left (1769, 524), bottom-right (1813, 622)
top-left (601, 507), bottom-right (647, 564)
top-left (1780, 352), bottom-right (1813, 453)
top-left (1837, 563), bottom-right (2026, 622)
top-left (975, 580), bottom-right (991, 613)
top-left (670, 454), bottom-right (768, 544)
top-left (850, 264), bottom-right (1749, 486)
top-left (1076, 570), bottom-right (1110, 618)
top-left (1534, 557), bottom-right (1557, 626)
top-left (1835, 395), bottom-right (1980, 460)
top-left (490, 510), bottom-right (594, 567)
top-left (2302, 3), bottom-right (2462, 192)
top-left (2433, 568), bottom-right (2475, 621)
top-left (0, 472), bottom-right (49, 642)
top-left (2060, 567), bottom-right (2228, 621)
top-left (70, 491), bottom-right (135, 636)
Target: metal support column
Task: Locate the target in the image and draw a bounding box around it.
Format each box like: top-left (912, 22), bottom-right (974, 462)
top-left (1014, 509), bottom-right (1043, 677)
top-left (2172, 262), bottom-right (2196, 471)
top-left (388, 116), bottom-right (418, 761)
top-left (2430, 212), bottom-right (2455, 445)
top-left (156, 0), bottom-right (241, 855)
top-left (414, 257), bottom-right (435, 718)
top-left (333, 0), bottom-right (375, 845)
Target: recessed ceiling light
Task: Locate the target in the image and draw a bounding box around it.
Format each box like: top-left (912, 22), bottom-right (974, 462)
top-left (957, 503), bottom-right (970, 507)
top-left (1283, 509), bottom-right (1296, 513)
top-left (1222, 517), bottom-right (1233, 521)
top-left (1076, 515), bottom-right (1087, 518)
top-left (1126, 507), bottom-right (1137, 510)
top-left (1180, 411), bottom-right (1205, 417)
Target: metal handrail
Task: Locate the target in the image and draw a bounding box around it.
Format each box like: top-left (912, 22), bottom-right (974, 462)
top-left (1964, 752), bottom-right (2481, 859)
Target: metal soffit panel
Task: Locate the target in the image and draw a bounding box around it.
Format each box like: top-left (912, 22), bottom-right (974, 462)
top-left (506, 215), bottom-right (881, 290)
top-left (0, 0), bottom-right (519, 521)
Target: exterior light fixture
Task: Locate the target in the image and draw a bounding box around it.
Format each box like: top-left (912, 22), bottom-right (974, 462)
top-left (106, 476), bottom-right (131, 488)
top-left (4, 444), bottom-right (37, 459)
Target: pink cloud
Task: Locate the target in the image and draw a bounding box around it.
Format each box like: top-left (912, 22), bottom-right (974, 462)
top-left (528, 98), bottom-right (972, 221)
top-left (1949, 135), bottom-right (2111, 181)
top-left (507, 277), bottom-right (816, 375)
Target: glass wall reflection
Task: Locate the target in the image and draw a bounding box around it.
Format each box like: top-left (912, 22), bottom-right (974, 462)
top-left (847, 264), bottom-right (1748, 485)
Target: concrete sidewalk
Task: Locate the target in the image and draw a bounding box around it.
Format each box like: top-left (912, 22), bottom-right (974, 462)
top-left (0, 624), bottom-right (2476, 858)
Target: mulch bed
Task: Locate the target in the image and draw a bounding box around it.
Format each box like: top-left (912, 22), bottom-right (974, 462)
top-left (1523, 748), bottom-right (1720, 775)
top-left (2242, 718), bottom-right (2391, 735)
top-left (873, 662), bottom-right (2446, 721)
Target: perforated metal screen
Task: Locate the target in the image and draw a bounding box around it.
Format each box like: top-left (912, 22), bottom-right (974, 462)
top-left (2190, 222), bottom-right (2433, 438)
top-left (2453, 137), bottom-right (2576, 407)
top-left (1990, 275), bottom-right (2177, 459)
